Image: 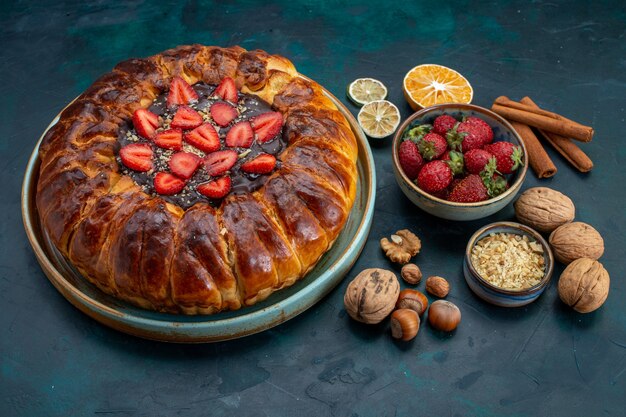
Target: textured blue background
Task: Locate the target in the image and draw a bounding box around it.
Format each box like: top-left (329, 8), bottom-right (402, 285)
top-left (1, 1), bottom-right (625, 416)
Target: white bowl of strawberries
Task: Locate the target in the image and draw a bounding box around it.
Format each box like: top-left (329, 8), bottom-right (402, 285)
top-left (392, 103), bottom-right (528, 221)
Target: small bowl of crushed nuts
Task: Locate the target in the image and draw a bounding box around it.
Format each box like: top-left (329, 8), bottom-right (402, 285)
top-left (463, 221), bottom-right (554, 307)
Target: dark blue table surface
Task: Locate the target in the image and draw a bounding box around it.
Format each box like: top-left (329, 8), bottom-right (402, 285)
top-left (2, 1), bottom-right (625, 416)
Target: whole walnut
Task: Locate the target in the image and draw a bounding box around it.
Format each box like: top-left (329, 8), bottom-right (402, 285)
top-left (558, 258), bottom-right (610, 313)
top-left (514, 187), bottom-right (575, 233)
top-left (344, 268), bottom-right (400, 324)
top-left (549, 222), bottom-right (604, 264)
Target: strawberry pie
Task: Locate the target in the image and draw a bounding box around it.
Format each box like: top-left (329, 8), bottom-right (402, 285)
top-left (36, 45), bottom-right (358, 314)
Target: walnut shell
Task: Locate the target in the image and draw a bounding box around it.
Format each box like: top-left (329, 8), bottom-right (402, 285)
top-left (558, 258), bottom-right (610, 313)
top-left (514, 187), bottom-right (575, 233)
top-left (380, 229), bottom-right (422, 264)
top-left (343, 268), bottom-right (400, 324)
top-left (549, 222), bottom-right (604, 264)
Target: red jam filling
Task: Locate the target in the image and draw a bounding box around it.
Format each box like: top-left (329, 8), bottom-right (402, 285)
top-left (117, 76), bottom-right (285, 209)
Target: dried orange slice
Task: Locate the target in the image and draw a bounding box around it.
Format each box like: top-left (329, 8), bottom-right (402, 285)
top-left (402, 64), bottom-right (473, 111)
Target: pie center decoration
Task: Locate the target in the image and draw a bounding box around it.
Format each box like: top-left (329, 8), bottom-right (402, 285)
top-left (118, 76), bottom-right (284, 208)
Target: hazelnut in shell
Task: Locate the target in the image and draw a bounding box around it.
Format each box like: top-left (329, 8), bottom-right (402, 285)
top-left (401, 263), bottom-right (422, 285)
top-left (549, 222), bottom-right (604, 264)
top-left (558, 257), bottom-right (610, 313)
top-left (390, 309), bottom-right (420, 341)
top-left (428, 300), bottom-right (461, 332)
top-left (396, 289), bottom-right (428, 316)
top-left (425, 276), bottom-right (450, 298)
top-left (514, 187), bottom-right (575, 233)
top-left (344, 268), bottom-right (400, 324)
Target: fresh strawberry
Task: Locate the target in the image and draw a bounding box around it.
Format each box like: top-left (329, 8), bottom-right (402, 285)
top-left (214, 76), bottom-right (238, 102)
top-left (204, 150), bottom-right (238, 176)
top-left (241, 153), bottom-right (277, 174)
top-left (484, 142), bottom-right (523, 174)
top-left (416, 160), bottom-right (453, 194)
top-left (225, 121), bottom-right (254, 148)
top-left (464, 148), bottom-right (494, 174)
top-left (403, 124), bottom-right (432, 143)
top-left (166, 76), bottom-right (199, 109)
top-left (465, 116), bottom-right (494, 145)
top-left (154, 128), bottom-right (183, 151)
top-left (446, 120), bottom-right (484, 152)
top-left (418, 132), bottom-right (447, 160)
top-left (168, 152), bottom-right (201, 179)
top-left (171, 105), bottom-right (203, 130)
top-left (132, 108), bottom-right (159, 139)
top-left (448, 174), bottom-right (489, 203)
top-left (197, 176), bottom-right (232, 199)
top-left (398, 140), bottom-right (424, 180)
top-left (184, 123), bottom-right (220, 153)
top-left (210, 102), bottom-right (238, 127)
top-left (252, 112), bottom-right (283, 143)
top-left (444, 150), bottom-right (464, 176)
top-left (119, 143), bottom-right (153, 172)
top-left (433, 115), bottom-right (458, 135)
top-left (154, 172), bottom-right (185, 195)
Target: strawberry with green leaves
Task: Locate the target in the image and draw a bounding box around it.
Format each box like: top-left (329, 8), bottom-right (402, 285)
top-left (418, 132), bottom-right (447, 160)
top-left (464, 148), bottom-right (494, 175)
top-left (484, 142), bottom-right (523, 174)
top-left (403, 124), bottom-right (432, 143)
top-left (442, 150), bottom-right (464, 176)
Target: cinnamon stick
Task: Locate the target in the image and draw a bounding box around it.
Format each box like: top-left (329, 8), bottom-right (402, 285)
top-left (508, 120), bottom-right (557, 178)
top-left (491, 97), bottom-right (594, 142)
top-left (520, 97), bottom-right (593, 172)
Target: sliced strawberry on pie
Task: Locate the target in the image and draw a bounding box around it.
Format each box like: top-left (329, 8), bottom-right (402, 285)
top-left (119, 143), bottom-right (153, 172)
top-left (169, 152), bottom-right (201, 180)
top-left (184, 123), bottom-right (220, 153)
top-left (204, 150), bottom-right (238, 176)
top-left (252, 112), bottom-right (283, 143)
top-left (154, 172), bottom-right (186, 195)
top-left (197, 176), bottom-right (232, 199)
top-left (171, 105), bottom-right (203, 130)
top-left (132, 108), bottom-right (159, 139)
top-left (225, 121), bottom-right (254, 148)
top-left (214, 76), bottom-right (238, 102)
top-left (210, 102), bottom-right (238, 127)
top-left (166, 76), bottom-right (199, 109)
top-left (154, 128), bottom-right (183, 151)
top-left (241, 153), bottom-right (277, 174)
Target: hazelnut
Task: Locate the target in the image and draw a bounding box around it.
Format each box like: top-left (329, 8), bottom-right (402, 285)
top-left (428, 300), bottom-right (461, 332)
top-left (401, 263), bottom-right (422, 285)
top-left (396, 289), bottom-right (428, 316)
top-left (425, 276), bottom-right (450, 298)
top-left (558, 258), bottom-right (610, 313)
top-left (390, 309), bottom-right (420, 341)
top-left (343, 268), bottom-right (400, 324)
top-left (380, 229), bottom-right (422, 264)
top-left (549, 222), bottom-right (604, 264)
top-left (514, 187), bottom-right (575, 233)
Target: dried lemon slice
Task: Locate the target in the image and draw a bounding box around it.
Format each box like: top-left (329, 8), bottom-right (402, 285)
top-left (402, 64), bottom-right (473, 111)
top-left (357, 100), bottom-right (401, 139)
top-left (347, 78), bottom-right (388, 106)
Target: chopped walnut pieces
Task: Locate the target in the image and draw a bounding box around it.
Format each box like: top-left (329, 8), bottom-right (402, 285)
top-left (380, 229), bottom-right (422, 264)
top-left (470, 233), bottom-right (545, 290)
